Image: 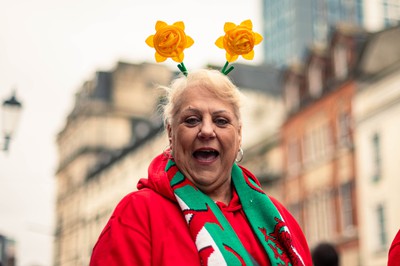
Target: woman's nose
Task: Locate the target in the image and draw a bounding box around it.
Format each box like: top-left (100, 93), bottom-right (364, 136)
top-left (198, 120), bottom-right (216, 139)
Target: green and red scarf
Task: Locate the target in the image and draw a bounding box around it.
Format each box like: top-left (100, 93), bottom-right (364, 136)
top-left (166, 159), bottom-right (305, 266)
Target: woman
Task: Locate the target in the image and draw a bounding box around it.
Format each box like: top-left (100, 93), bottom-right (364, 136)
top-left (90, 69), bottom-right (312, 266)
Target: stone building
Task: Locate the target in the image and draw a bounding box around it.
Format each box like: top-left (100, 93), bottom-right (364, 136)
top-left (54, 62), bottom-right (173, 266)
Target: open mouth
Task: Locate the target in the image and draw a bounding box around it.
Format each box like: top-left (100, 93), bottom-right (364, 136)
top-left (193, 149), bottom-right (219, 162)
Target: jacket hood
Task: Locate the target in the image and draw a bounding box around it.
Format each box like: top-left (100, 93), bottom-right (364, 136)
top-left (137, 153), bottom-right (177, 202)
top-left (136, 153), bottom-right (262, 204)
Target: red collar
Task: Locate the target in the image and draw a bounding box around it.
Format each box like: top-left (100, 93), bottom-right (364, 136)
top-left (215, 187), bottom-right (242, 212)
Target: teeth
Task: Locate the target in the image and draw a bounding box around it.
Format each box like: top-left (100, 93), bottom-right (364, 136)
top-left (193, 150), bottom-right (218, 161)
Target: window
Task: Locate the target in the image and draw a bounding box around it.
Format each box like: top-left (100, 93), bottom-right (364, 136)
top-left (372, 132), bottom-right (382, 182)
top-left (308, 60), bottom-right (323, 98)
top-left (287, 138), bottom-right (301, 177)
top-left (383, 0), bottom-right (400, 27)
top-left (303, 123), bottom-right (333, 165)
top-left (339, 182), bottom-right (355, 233)
top-left (302, 130), bottom-right (316, 164)
top-left (337, 111), bottom-right (352, 148)
top-left (284, 77), bottom-right (300, 112)
top-left (318, 123), bottom-right (333, 158)
top-left (376, 204), bottom-right (388, 248)
top-left (304, 190), bottom-right (335, 243)
top-left (333, 43), bottom-right (349, 79)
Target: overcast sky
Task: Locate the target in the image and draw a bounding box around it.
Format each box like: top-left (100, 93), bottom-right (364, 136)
top-left (0, 0), bottom-right (262, 265)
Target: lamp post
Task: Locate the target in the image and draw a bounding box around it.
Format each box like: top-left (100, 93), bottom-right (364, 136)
top-left (1, 90), bottom-right (23, 152)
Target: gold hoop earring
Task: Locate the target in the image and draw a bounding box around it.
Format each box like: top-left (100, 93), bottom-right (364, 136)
top-left (235, 148), bottom-right (244, 163)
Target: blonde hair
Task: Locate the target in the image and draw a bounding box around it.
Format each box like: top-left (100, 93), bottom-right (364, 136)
top-left (162, 69), bottom-right (243, 126)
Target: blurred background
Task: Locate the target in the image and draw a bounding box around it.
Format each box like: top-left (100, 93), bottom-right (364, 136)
top-left (1, 0), bottom-right (399, 265)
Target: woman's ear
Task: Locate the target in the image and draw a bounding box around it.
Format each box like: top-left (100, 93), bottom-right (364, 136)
top-left (167, 124), bottom-right (172, 145)
top-left (238, 124), bottom-right (242, 147)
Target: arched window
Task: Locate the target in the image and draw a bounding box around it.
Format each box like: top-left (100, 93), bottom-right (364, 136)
top-left (333, 43), bottom-right (349, 79)
top-left (284, 76), bottom-right (300, 112)
top-left (308, 60), bottom-right (323, 98)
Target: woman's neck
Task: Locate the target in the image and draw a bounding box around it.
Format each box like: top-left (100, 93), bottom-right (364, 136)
top-left (206, 183), bottom-right (233, 205)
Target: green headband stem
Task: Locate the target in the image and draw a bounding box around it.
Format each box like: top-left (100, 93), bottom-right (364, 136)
top-left (221, 61), bottom-right (234, 75)
top-left (224, 66), bottom-right (235, 75)
top-left (177, 61), bottom-right (234, 77)
top-left (177, 62), bottom-right (188, 76)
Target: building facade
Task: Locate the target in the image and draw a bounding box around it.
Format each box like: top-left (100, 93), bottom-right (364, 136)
top-left (280, 24), bottom-right (368, 265)
top-left (54, 62), bottom-right (173, 266)
top-left (281, 23), bottom-right (400, 266)
top-left (363, 0), bottom-right (400, 31)
top-left (354, 25), bottom-right (400, 266)
top-left (262, 0), bottom-right (364, 67)
top-left (262, 0), bottom-right (400, 68)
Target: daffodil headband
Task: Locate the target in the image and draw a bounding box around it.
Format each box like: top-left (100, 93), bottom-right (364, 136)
top-left (145, 20), bottom-right (263, 76)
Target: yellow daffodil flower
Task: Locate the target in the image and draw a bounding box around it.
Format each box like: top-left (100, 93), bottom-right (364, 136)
top-left (215, 20), bottom-right (263, 63)
top-left (145, 21), bottom-right (194, 63)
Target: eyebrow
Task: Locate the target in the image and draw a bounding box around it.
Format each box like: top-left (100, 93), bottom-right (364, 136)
top-left (182, 107), bottom-right (232, 116)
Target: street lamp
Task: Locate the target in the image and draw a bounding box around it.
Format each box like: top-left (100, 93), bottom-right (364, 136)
top-left (1, 90), bottom-right (23, 152)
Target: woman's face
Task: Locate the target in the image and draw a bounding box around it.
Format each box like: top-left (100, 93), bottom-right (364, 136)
top-left (167, 85), bottom-right (242, 197)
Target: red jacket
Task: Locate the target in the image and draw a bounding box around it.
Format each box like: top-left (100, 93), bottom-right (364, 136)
top-left (388, 230), bottom-right (400, 266)
top-left (90, 154), bottom-right (312, 266)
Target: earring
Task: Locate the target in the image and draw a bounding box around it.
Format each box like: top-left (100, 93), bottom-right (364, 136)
top-left (163, 144), bottom-right (173, 159)
top-left (235, 147), bottom-right (244, 163)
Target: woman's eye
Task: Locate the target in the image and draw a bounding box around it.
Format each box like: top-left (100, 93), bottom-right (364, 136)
top-left (184, 117), bottom-right (200, 125)
top-left (215, 118), bottom-right (228, 126)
